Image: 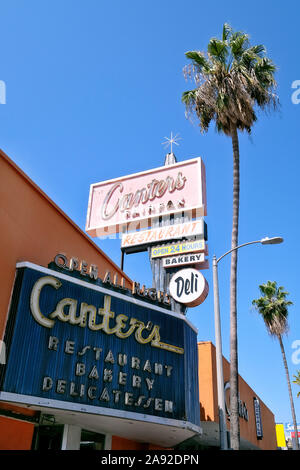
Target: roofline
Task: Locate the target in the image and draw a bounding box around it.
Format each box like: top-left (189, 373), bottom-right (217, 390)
top-left (0, 148), bottom-right (132, 284)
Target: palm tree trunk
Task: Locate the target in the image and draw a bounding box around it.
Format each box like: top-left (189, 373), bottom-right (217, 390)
top-left (230, 125), bottom-right (240, 450)
top-left (278, 334), bottom-right (299, 450)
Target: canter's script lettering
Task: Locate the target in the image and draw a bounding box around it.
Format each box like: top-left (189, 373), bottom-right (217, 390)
top-left (101, 172), bottom-right (187, 220)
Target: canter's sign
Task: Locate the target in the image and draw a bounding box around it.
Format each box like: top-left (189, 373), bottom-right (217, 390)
top-left (121, 220), bottom-right (205, 251)
top-left (0, 262), bottom-right (201, 429)
top-left (151, 240), bottom-right (205, 259)
top-left (86, 158), bottom-right (207, 236)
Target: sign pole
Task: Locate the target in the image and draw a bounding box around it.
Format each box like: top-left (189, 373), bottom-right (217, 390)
top-left (120, 250), bottom-right (125, 272)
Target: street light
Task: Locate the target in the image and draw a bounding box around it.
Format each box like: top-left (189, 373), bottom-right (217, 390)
top-left (212, 236), bottom-right (283, 450)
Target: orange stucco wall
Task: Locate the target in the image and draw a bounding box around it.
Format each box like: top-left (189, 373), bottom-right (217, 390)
top-left (198, 342), bottom-right (277, 450)
top-left (111, 436), bottom-right (148, 450)
top-left (198, 342), bottom-right (218, 422)
top-left (0, 417), bottom-right (35, 450)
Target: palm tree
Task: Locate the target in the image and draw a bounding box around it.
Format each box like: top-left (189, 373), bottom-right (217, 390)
top-left (293, 371), bottom-right (300, 398)
top-left (182, 24), bottom-right (278, 450)
top-left (252, 281), bottom-right (299, 450)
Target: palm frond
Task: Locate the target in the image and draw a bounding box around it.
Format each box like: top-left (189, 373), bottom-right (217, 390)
top-left (293, 371), bottom-right (300, 388)
top-left (216, 92), bottom-right (229, 111)
top-left (222, 23), bottom-right (232, 41)
top-left (181, 89), bottom-right (197, 105)
top-left (229, 33), bottom-right (249, 59)
top-left (254, 57), bottom-right (277, 88)
top-left (182, 23), bottom-right (278, 135)
top-left (184, 51), bottom-right (211, 72)
top-left (249, 44), bottom-right (266, 57)
top-left (207, 38), bottom-right (228, 63)
top-left (252, 281), bottom-right (292, 337)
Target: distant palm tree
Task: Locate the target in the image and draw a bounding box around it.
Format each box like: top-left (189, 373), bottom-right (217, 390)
top-left (293, 371), bottom-right (300, 398)
top-left (252, 281), bottom-right (299, 450)
top-left (182, 23), bottom-right (278, 450)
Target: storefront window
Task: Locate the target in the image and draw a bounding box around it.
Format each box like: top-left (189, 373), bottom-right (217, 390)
top-left (80, 430), bottom-right (105, 450)
top-left (32, 425), bottom-right (64, 450)
top-left (32, 422), bottom-right (105, 450)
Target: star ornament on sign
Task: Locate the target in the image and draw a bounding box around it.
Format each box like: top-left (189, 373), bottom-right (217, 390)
top-left (162, 132), bottom-right (181, 154)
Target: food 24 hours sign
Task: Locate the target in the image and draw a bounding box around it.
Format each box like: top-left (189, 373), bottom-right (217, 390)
top-left (0, 263), bottom-right (200, 428)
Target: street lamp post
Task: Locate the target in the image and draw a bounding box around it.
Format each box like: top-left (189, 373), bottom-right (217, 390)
top-left (213, 236), bottom-right (283, 450)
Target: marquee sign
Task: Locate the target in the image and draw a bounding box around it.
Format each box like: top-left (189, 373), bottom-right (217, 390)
top-left (86, 158), bottom-right (207, 236)
top-left (0, 263), bottom-right (200, 429)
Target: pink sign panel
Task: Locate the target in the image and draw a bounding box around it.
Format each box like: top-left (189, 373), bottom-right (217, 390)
top-left (86, 158), bottom-right (207, 236)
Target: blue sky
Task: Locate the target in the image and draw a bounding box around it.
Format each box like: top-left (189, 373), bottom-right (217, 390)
top-left (0, 0), bottom-right (299, 431)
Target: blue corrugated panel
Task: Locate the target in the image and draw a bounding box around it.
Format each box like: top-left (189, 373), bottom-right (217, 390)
top-left (1, 265), bottom-right (200, 426)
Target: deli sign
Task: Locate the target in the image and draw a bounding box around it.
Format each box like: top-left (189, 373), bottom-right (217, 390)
top-left (169, 268), bottom-right (209, 307)
top-left (0, 262), bottom-right (200, 429)
top-left (86, 158), bottom-right (207, 236)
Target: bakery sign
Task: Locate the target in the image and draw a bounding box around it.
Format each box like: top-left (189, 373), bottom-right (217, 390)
top-left (0, 262), bottom-right (200, 429)
top-left (163, 253), bottom-right (208, 269)
top-left (86, 158), bottom-right (207, 236)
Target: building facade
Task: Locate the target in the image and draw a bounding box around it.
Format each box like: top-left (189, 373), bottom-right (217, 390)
top-left (195, 342), bottom-right (277, 450)
top-left (0, 150), bottom-right (200, 450)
